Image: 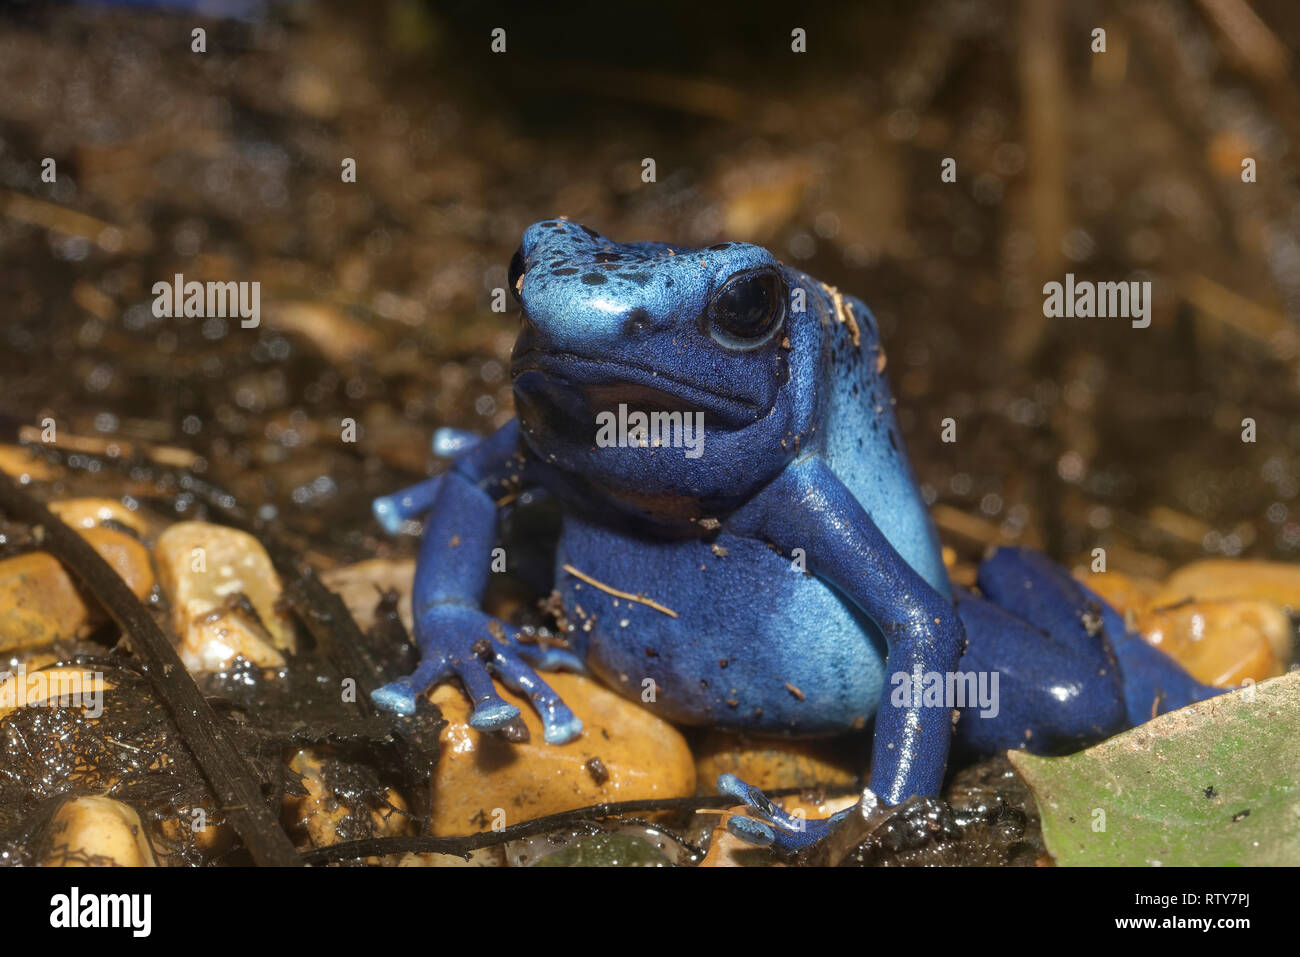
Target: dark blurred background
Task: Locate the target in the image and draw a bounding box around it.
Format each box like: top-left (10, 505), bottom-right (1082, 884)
top-left (1, 0), bottom-right (1297, 579)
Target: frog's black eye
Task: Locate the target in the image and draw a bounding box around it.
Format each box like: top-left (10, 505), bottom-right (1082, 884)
top-left (508, 248), bottom-right (526, 305)
top-left (706, 268), bottom-right (786, 349)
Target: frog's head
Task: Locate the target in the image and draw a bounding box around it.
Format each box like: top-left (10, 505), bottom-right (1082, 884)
top-left (509, 220), bottom-right (817, 520)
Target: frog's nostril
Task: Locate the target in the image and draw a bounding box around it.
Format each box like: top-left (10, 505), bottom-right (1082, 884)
top-left (508, 248), bottom-right (526, 304)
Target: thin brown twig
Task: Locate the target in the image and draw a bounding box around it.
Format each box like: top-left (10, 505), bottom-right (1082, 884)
top-left (0, 472), bottom-right (303, 866)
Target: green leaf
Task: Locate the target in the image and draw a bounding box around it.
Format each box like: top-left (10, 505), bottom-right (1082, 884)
top-left (1008, 672), bottom-right (1300, 866)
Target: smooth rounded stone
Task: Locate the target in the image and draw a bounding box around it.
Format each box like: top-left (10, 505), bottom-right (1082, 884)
top-left (49, 497), bottom-right (149, 536)
top-left (429, 672), bottom-right (696, 835)
top-left (692, 729), bottom-right (861, 793)
top-left (1081, 570), bottom-right (1161, 619)
top-left (156, 801), bottom-right (232, 859)
top-left (1137, 599), bottom-right (1290, 686)
top-left (155, 521), bottom-right (296, 673)
top-left (320, 557), bottom-right (415, 633)
top-left (285, 748), bottom-right (412, 855)
top-left (0, 554), bottom-right (91, 652)
top-left (0, 528), bottom-right (154, 652)
top-left (79, 527), bottom-right (155, 600)
top-left (0, 444), bottom-right (58, 482)
top-left (43, 796), bottom-right (157, 867)
top-left (1157, 559), bottom-right (1300, 614)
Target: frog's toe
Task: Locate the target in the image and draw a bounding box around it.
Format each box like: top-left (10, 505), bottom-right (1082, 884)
top-left (371, 679), bottom-right (420, 715)
top-left (432, 426), bottom-right (481, 458)
top-left (541, 710), bottom-right (583, 744)
top-left (717, 773), bottom-right (836, 853)
top-left (372, 476), bottom-right (443, 533)
top-left (372, 654), bottom-right (449, 715)
top-left (453, 660), bottom-right (523, 730)
top-left (469, 699), bottom-right (523, 730)
top-left (726, 814), bottom-right (776, 847)
top-left (489, 646), bottom-right (584, 744)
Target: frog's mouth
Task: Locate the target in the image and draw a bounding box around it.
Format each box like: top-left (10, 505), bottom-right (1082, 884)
top-left (512, 348), bottom-right (767, 432)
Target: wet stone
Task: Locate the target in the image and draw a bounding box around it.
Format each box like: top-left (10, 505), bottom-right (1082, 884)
top-left (1157, 559), bottom-right (1300, 612)
top-left (42, 796), bottom-right (157, 867)
top-left (0, 445), bottom-right (58, 482)
top-left (0, 553), bottom-right (92, 652)
top-left (692, 729), bottom-right (862, 793)
top-left (49, 497), bottom-right (148, 537)
top-left (320, 557), bottom-right (415, 633)
top-left (428, 671), bottom-right (695, 835)
top-left (79, 526), bottom-right (155, 601)
top-left (284, 748), bottom-right (412, 857)
top-left (1137, 599), bottom-right (1290, 686)
top-left (0, 527), bottom-right (152, 652)
top-left (154, 521), bottom-right (296, 673)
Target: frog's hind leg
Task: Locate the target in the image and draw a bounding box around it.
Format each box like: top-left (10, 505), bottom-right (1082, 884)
top-left (953, 583), bottom-right (1127, 756)
top-left (955, 547), bottom-right (1223, 755)
top-left (977, 548), bottom-right (1225, 722)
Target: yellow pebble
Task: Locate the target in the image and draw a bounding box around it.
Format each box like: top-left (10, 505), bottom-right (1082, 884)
top-left (429, 672), bottom-right (695, 835)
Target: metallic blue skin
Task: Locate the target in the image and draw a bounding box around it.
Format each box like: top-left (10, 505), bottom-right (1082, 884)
top-left (370, 219), bottom-right (1226, 850)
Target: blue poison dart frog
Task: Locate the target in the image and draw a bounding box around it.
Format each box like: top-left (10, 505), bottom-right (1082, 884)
top-left (370, 219), bottom-right (1225, 852)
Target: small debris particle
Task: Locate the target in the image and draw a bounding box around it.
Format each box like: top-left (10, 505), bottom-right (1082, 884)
top-left (711, 544), bottom-right (728, 557)
top-left (585, 757), bottom-right (610, 785)
top-left (1232, 809), bottom-right (1250, 822)
top-left (1203, 786), bottom-right (1218, 799)
top-left (697, 517), bottom-right (721, 531)
top-left (785, 682), bottom-right (805, 701)
top-left (499, 717), bottom-right (530, 743)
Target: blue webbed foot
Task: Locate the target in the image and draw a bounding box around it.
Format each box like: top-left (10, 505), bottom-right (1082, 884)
top-left (372, 653), bottom-right (449, 715)
top-left (370, 606), bottom-right (584, 745)
top-left (717, 774), bottom-right (849, 853)
top-left (371, 677), bottom-right (421, 715)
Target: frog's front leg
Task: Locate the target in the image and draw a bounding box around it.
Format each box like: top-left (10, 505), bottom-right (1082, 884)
top-left (724, 456), bottom-right (964, 849)
top-left (371, 422), bottom-right (583, 744)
